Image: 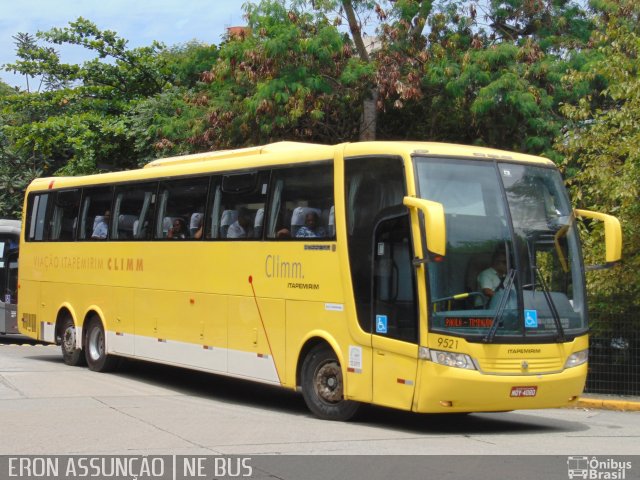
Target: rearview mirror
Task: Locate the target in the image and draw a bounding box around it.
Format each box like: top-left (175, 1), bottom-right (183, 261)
top-left (403, 196), bottom-right (446, 256)
top-left (574, 209), bottom-right (622, 268)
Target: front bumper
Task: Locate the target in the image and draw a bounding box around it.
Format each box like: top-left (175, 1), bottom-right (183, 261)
top-left (413, 361), bottom-right (586, 413)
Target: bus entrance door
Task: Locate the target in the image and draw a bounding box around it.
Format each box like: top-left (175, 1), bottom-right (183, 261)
top-left (371, 214), bottom-right (419, 410)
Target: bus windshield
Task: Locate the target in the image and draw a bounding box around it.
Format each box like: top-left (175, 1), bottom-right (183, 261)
top-left (415, 157), bottom-right (586, 342)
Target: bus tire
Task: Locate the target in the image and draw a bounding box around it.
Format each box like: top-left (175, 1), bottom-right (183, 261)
top-left (84, 318), bottom-right (118, 372)
top-left (301, 345), bottom-right (359, 421)
top-left (60, 316), bottom-right (85, 366)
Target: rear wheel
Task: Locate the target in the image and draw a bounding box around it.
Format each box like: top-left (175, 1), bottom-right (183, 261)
top-left (59, 317), bottom-right (85, 366)
top-left (301, 345), bottom-right (359, 421)
top-left (84, 318), bottom-right (118, 372)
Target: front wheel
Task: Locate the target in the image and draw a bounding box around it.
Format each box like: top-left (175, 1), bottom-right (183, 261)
top-left (301, 345), bottom-right (359, 421)
top-left (59, 317), bottom-right (85, 366)
top-left (84, 319), bottom-right (118, 372)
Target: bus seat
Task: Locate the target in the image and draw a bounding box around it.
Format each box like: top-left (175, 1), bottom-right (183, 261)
top-left (254, 208), bottom-right (264, 238)
top-left (190, 212), bottom-right (203, 237)
top-left (291, 206), bottom-right (321, 236)
top-left (118, 214), bottom-right (137, 239)
top-left (132, 219), bottom-right (149, 239)
top-left (220, 210), bottom-right (238, 238)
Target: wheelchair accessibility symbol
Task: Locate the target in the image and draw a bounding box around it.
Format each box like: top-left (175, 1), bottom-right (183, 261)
top-left (524, 309), bottom-right (538, 328)
top-left (376, 315), bottom-right (388, 334)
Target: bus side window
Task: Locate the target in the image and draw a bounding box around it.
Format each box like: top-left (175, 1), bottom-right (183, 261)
top-left (26, 193), bottom-right (50, 242)
top-left (211, 171), bottom-right (270, 240)
top-left (266, 162), bottom-right (334, 240)
top-left (113, 182), bottom-right (158, 241)
top-left (79, 186), bottom-right (113, 240)
top-left (49, 189), bottom-right (81, 241)
top-left (156, 177), bottom-right (209, 240)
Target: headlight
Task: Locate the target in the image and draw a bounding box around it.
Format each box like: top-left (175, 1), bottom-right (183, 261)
top-left (564, 349), bottom-right (588, 368)
top-left (427, 349), bottom-right (477, 370)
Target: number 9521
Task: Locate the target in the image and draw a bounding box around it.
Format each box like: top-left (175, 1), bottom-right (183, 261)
top-left (436, 337), bottom-right (458, 350)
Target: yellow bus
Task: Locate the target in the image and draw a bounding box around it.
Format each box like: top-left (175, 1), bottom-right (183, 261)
top-left (17, 141), bottom-right (621, 420)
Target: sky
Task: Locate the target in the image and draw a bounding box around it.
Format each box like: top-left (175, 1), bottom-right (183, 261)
top-left (0, 0), bottom-right (246, 88)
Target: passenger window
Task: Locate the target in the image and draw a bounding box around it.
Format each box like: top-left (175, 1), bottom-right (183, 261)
top-left (266, 162), bottom-right (334, 240)
top-left (49, 190), bottom-right (81, 241)
top-left (79, 187), bottom-right (113, 240)
top-left (208, 171), bottom-right (269, 240)
top-left (156, 177), bottom-right (209, 240)
top-left (113, 183), bottom-right (157, 240)
top-left (26, 193), bottom-right (51, 242)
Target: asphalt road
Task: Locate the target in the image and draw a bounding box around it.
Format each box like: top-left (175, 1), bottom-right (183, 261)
top-left (1, 336), bottom-right (639, 456)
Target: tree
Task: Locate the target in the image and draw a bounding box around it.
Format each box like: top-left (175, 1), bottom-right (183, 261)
top-left (131, 0), bottom-right (594, 154)
top-left (0, 81), bottom-right (38, 218)
top-left (297, 0), bottom-right (437, 140)
top-left (161, 0), bottom-right (364, 153)
top-left (297, 0), bottom-right (593, 149)
top-left (2, 18), bottom-right (169, 176)
top-left (127, 42), bottom-right (221, 164)
top-left (558, 0), bottom-right (640, 310)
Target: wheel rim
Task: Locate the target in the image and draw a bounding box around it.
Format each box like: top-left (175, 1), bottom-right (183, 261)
top-left (62, 326), bottom-right (76, 354)
top-left (313, 360), bottom-right (343, 404)
top-left (88, 326), bottom-right (104, 361)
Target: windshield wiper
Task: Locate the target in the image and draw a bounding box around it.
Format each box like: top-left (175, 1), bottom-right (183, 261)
top-left (483, 268), bottom-right (516, 343)
top-left (534, 266), bottom-right (566, 342)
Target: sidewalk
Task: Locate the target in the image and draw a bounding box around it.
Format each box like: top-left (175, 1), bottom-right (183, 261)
top-left (574, 393), bottom-right (640, 411)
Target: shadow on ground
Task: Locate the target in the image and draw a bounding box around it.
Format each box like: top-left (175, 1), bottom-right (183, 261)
top-left (23, 351), bottom-right (589, 436)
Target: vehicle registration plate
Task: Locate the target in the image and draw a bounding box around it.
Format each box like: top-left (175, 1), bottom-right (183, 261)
top-left (510, 386), bottom-right (538, 397)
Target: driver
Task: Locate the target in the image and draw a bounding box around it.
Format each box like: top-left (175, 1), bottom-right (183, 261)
top-left (477, 251), bottom-right (507, 301)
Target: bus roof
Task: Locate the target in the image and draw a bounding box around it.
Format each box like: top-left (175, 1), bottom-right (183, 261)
top-left (143, 141), bottom-right (321, 168)
top-left (0, 219), bottom-right (21, 236)
top-left (26, 141), bottom-right (555, 192)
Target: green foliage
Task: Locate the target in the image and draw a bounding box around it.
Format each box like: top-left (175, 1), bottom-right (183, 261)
top-left (377, 9), bottom-right (586, 162)
top-left (2, 18), bottom-right (170, 181)
top-left (0, 86), bottom-right (40, 218)
top-left (558, 0), bottom-right (640, 312)
top-left (128, 87), bottom-right (209, 164)
top-left (161, 0), bottom-right (364, 151)
top-left (160, 42), bottom-right (219, 88)
top-left (0, 81), bottom-right (14, 97)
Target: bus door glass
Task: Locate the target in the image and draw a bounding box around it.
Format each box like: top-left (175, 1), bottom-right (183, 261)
top-left (0, 236), bottom-right (18, 333)
top-left (0, 240), bottom-right (5, 301)
top-left (5, 250), bottom-right (18, 330)
top-left (346, 156), bottom-right (418, 410)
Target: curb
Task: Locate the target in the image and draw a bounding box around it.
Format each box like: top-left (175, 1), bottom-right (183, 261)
top-left (574, 397), bottom-right (640, 412)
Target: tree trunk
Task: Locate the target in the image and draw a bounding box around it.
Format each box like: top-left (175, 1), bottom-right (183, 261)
top-left (360, 89), bottom-right (378, 141)
top-left (342, 0), bottom-right (378, 140)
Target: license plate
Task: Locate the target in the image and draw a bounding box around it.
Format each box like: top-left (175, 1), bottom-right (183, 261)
top-left (510, 386), bottom-right (538, 397)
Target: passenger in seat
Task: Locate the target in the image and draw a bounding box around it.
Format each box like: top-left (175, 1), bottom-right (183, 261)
top-left (227, 208), bottom-right (252, 239)
top-left (296, 211), bottom-right (326, 238)
top-left (167, 218), bottom-right (188, 239)
top-left (91, 210), bottom-right (110, 239)
top-left (191, 213), bottom-right (204, 239)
